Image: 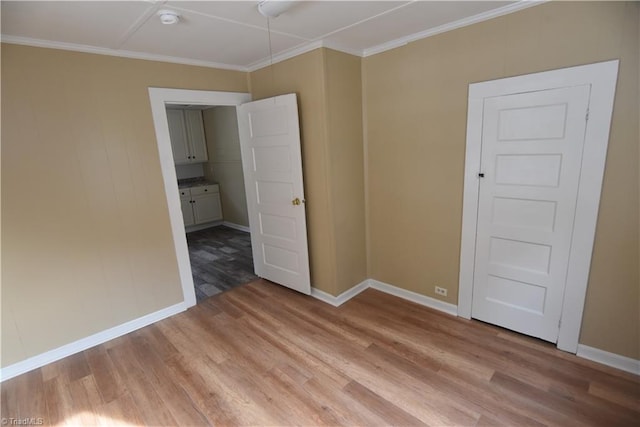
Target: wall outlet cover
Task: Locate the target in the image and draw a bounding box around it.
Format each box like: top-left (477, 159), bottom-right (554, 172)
top-left (435, 286), bottom-right (448, 297)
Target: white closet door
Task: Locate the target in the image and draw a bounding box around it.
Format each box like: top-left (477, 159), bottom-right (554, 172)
top-left (472, 85), bottom-right (591, 342)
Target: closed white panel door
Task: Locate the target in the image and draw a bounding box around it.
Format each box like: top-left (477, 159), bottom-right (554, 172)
top-left (237, 94), bottom-right (311, 295)
top-left (472, 85), bottom-right (591, 342)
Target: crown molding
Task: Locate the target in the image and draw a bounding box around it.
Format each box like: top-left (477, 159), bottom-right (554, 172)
top-left (245, 40), bottom-right (324, 72)
top-left (246, 40), bottom-right (363, 72)
top-left (0, 35), bottom-right (249, 72)
top-left (320, 40), bottom-right (363, 58)
top-left (362, 0), bottom-right (547, 57)
top-left (1, 1), bottom-right (545, 73)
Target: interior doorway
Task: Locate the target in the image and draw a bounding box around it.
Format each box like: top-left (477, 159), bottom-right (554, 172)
top-left (148, 88), bottom-right (252, 308)
top-left (167, 103), bottom-right (255, 302)
top-left (150, 88), bottom-right (312, 306)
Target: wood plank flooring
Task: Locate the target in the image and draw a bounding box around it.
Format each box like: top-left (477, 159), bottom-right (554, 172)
top-left (2, 280), bottom-right (639, 426)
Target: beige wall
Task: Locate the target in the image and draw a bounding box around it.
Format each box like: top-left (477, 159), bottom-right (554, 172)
top-left (249, 48), bottom-right (367, 295)
top-left (323, 49), bottom-right (367, 294)
top-left (1, 44), bottom-right (248, 367)
top-left (202, 106), bottom-right (249, 227)
top-left (363, 1), bottom-right (640, 359)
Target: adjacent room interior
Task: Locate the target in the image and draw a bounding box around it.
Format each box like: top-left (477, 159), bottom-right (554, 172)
top-left (2, 1), bottom-right (639, 425)
top-left (166, 103), bottom-right (256, 301)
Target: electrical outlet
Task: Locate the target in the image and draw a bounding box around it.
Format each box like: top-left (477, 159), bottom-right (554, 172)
top-left (435, 286), bottom-right (447, 297)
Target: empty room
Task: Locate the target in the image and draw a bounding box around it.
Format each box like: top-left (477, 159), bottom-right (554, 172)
top-left (1, 1), bottom-right (638, 425)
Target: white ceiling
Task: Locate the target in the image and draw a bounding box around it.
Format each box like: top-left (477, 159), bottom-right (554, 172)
top-left (1, 1), bottom-right (539, 71)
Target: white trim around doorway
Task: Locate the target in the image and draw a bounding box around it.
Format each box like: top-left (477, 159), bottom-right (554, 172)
top-left (458, 60), bottom-right (619, 353)
top-left (147, 88), bottom-right (252, 308)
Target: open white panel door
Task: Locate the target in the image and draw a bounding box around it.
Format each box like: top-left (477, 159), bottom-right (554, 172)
top-left (237, 94), bottom-right (311, 295)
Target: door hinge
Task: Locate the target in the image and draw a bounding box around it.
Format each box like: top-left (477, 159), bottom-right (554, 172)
top-left (585, 108), bottom-right (590, 122)
top-left (558, 318), bottom-right (562, 329)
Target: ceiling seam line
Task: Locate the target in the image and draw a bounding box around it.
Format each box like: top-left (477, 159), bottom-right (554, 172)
top-left (167, 5), bottom-right (312, 41)
top-left (304, 0), bottom-right (417, 43)
top-left (115, 3), bottom-right (165, 49)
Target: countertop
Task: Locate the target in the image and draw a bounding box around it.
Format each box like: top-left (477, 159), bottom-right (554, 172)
top-left (178, 178), bottom-right (219, 189)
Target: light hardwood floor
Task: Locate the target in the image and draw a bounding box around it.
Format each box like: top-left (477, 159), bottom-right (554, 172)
top-left (2, 279), bottom-right (639, 426)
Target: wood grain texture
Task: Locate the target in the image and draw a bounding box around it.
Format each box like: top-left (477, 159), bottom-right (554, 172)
top-left (2, 279), bottom-right (638, 426)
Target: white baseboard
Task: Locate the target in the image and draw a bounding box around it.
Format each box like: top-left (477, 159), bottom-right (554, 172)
top-left (577, 344), bottom-right (640, 376)
top-left (222, 221), bottom-right (250, 233)
top-left (0, 302), bottom-right (188, 382)
top-left (311, 280), bottom-right (640, 376)
top-left (5, 283), bottom-right (635, 382)
top-left (311, 280), bottom-right (370, 307)
top-left (369, 279), bottom-right (458, 316)
top-left (311, 278), bottom-right (458, 317)
top-left (185, 220), bottom-right (223, 233)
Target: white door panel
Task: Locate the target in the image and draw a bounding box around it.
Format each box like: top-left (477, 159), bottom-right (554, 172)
top-left (259, 213), bottom-right (297, 239)
top-left (237, 94), bottom-right (311, 295)
top-left (248, 107), bottom-right (289, 137)
top-left (472, 85), bottom-right (591, 342)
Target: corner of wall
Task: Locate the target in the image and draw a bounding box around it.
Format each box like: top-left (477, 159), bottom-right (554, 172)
top-left (361, 55), bottom-right (371, 279)
top-left (246, 70), bottom-right (253, 99)
top-left (318, 47), bottom-right (339, 296)
top-left (322, 48), bottom-right (368, 295)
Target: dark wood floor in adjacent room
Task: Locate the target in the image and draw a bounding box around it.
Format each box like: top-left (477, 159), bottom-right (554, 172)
top-left (2, 280), bottom-right (639, 426)
top-left (186, 226), bottom-right (257, 302)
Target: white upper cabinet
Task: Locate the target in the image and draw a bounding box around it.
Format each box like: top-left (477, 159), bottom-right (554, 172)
top-left (167, 109), bottom-right (190, 164)
top-left (184, 110), bottom-right (208, 163)
top-left (167, 108), bottom-right (209, 165)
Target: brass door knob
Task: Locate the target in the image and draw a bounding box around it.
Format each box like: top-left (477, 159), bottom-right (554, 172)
top-left (292, 198), bottom-right (305, 206)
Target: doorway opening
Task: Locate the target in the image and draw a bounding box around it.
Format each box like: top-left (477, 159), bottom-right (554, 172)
top-left (168, 103), bottom-right (256, 302)
top-left (148, 88), bottom-right (252, 307)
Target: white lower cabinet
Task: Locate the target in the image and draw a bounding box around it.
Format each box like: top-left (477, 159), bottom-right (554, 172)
top-left (180, 192), bottom-right (196, 226)
top-left (179, 184), bottom-right (222, 227)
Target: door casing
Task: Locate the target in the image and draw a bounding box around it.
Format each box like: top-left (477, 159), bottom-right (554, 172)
top-left (148, 88), bottom-right (251, 308)
top-left (458, 60), bottom-right (619, 353)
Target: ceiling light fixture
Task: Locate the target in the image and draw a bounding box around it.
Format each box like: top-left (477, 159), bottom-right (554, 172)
top-left (257, 1), bottom-right (294, 88)
top-left (258, 0), bottom-right (294, 18)
top-left (157, 10), bottom-right (180, 25)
